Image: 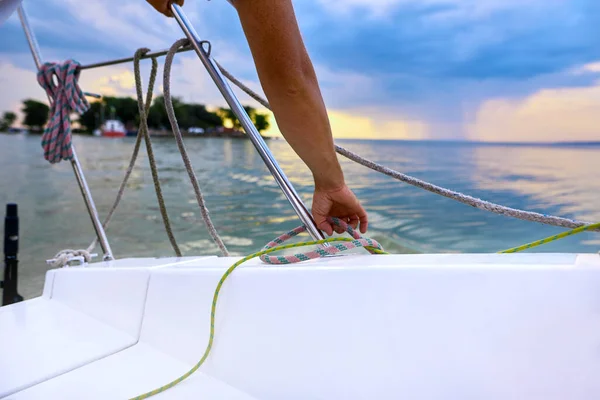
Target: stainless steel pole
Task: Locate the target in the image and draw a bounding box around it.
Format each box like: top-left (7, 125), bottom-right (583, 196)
top-left (171, 4), bottom-right (326, 242)
top-left (18, 5), bottom-right (114, 261)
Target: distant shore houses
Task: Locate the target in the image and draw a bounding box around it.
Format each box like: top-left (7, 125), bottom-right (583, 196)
top-left (146, 126), bottom-right (246, 138)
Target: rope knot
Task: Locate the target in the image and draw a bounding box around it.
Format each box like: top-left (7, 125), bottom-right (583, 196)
top-left (37, 60), bottom-right (90, 164)
top-left (46, 249), bottom-right (94, 268)
top-left (259, 217), bottom-right (384, 264)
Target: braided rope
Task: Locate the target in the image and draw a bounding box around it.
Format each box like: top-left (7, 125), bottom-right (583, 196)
top-left (163, 39), bottom-right (230, 256)
top-left (47, 249), bottom-right (92, 269)
top-left (88, 50), bottom-right (185, 257)
top-left (499, 222), bottom-right (600, 254)
top-left (133, 49), bottom-right (182, 256)
top-left (37, 60), bottom-right (89, 164)
top-left (86, 51), bottom-right (157, 253)
top-left (260, 218), bottom-right (383, 264)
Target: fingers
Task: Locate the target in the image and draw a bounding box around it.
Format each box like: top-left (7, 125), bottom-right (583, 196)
top-left (165, 0), bottom-right (185, 16)
top-left (333, 223), bottom-right (345, 235)
top-left (348, 215), bottom-right (359, 230)
top-left (319, 221), bottom-right (334, 236)
top-left (357, 208), bottom-right (368, 234)
top-left (313, 210), bottom-right (334, 236)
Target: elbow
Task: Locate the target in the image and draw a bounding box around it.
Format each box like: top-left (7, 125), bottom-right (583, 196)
top-left (276, 62), bottom-right (318, 99)
top-left (257, 47), bottom-right (320, 100)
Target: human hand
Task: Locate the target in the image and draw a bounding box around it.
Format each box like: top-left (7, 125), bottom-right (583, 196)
top-left (311, 185), bottom-right (368, 236)
top-left (146, 0), bottom-right (184, 16)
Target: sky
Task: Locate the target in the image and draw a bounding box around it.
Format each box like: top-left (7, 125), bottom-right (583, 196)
top-left (1, 0), bottom-right (600, 142)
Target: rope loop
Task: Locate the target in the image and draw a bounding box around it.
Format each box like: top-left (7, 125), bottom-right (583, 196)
top-left (47, 249), bottom-right (93, 268)
top-left (36, 60), bottom-right (90, 164)
top-left (260, 217), bottom-right (384, 264)
top-left (163, 39), bottom-right (230, 256)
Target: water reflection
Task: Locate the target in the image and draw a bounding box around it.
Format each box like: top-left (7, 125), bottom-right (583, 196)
top-left (471, 145), bottom-right (600, 222)
top-left (1, 134), bottom-right (599, 300)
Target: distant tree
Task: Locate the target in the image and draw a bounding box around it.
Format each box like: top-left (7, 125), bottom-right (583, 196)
top-left (147, 96), bottom-right (223, 130)
top-left (79, 97), bottom-right (140, 133)
top-left (22, 99), bottom-right (49, 131)
top-left (77, 95), bottom-right (225, 133)
top-left (217, 107), bottom-right (240, 129)
top-left (218, 106), bottom-right (270, 132)
top-left (0, 111), bottom-right (17, 131)
top-left (253, 113), bottom-right (270, 133)
top-left (181, 104), bottom-right (222, 129)
top-left (78, 101), bottom-right (103, 133)
top-left (148, 95), bottom-right (179, 129)
top-left (103, 97), bottom-right (139, 126)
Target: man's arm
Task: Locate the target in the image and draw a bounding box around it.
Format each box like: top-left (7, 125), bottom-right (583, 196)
top-left (234, 0), bottom-right (367, 234)
top-left (147, 0), bottom-right (183, 16)
top-left (234, 0), bottom-right (343, 192)
top-left (146, 0), bottom-right (368, 234)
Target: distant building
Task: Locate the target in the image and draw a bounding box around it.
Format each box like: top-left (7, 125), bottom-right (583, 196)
top-left (188, 127), bottom-right (205, 135)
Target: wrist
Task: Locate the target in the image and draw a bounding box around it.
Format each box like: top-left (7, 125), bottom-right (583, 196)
top-left (313, 162), bottom-right (345, 192)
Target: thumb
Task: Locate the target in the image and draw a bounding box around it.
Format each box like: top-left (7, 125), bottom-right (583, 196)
top-left (312, 203), bottom-right (334, 236)
top-left (313, 211), bottom-right (333, 236)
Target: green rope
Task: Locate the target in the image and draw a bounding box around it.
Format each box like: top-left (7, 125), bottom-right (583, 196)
top-left (129, 237), bottom-right (386, 400)
top-left (130, 223), bottom-right (598, 399)
top-left (499, 222), bottom-right (600, 254)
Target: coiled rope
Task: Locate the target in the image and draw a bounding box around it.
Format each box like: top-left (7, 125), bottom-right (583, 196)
top-left (259, 221), bottom-right (383, 264)
top-left (47, 249), bottom-right (92, 269)
top-left (37, 60), bottom-right (89, 164)
top-left (129, 218), bottom-right (385, 400)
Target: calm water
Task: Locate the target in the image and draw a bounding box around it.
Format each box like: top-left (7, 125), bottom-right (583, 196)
top-left (1, 134), bottom-right (599, 299)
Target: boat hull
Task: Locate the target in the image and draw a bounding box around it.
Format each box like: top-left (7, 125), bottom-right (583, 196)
top-left (1, 253), bottom-right (599, 399)
top-left (102, 131), bottom-right (126, 138)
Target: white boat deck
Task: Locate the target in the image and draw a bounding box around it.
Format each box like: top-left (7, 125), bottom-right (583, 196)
top-left (1, 253), bottom-right (600, 399)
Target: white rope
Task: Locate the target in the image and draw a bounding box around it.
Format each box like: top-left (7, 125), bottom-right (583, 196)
top-left (46, 249), bottom-right (94, 268)
top-left (216, 61), bottom-right (598, 232)
top-left (163, 39), bottom-right (230, 256)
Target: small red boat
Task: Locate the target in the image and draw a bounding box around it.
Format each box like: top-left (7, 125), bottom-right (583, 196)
top-left (94, 120), bottom-right (126, 138)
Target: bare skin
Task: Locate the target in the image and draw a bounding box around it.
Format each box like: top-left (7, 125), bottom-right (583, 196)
top-left (146, 0), bottom-right (368, 235)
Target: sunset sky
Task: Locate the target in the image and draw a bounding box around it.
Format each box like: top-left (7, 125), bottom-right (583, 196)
top-left (1, 0), bottom-right (600, 142)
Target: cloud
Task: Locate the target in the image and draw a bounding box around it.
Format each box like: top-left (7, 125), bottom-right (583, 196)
top-left (0, 61), bottom-right (45, 120)
top-left (467, 80), bottom-right (600, 143)
top-left (305, 0), bottom-right (600, 81)
top-left (2, 0), bottom-right (600, 141)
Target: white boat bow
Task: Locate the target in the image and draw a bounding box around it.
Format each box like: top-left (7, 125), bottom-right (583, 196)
top-left (1, 253), bottom-right (599, 399)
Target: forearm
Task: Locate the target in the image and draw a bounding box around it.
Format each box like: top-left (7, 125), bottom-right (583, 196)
top-left (235, 0), bottom-right (344, 190)
top-left (264, 63), bottom-right (344, 190)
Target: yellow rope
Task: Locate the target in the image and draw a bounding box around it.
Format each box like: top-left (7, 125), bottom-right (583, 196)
top-left (499, 222), bottom-right (600, 254)
top-left (130, 237), bottom-right (386, 400)
top-left (130, 223), bottom-right (598, 399)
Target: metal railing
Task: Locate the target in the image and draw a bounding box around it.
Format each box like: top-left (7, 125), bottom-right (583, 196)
top-left (170, 4), bottom-right (325, 242)
top-left (18, 4), bottom-right (114, 261)
top-left (17, 2), bottom-right (325, 252)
